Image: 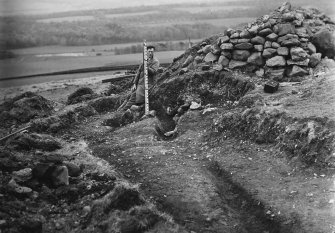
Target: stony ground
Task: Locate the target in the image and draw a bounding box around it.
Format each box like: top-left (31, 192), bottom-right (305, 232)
top-left (1, 59), bottom-right (334, 232)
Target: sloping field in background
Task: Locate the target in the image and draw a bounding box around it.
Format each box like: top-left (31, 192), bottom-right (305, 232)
top-left (0, 51), bottom-right (183, 79)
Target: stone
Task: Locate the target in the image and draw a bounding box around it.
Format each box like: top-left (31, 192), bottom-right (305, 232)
top-left (190, 102), bottom-right (202, 110)
top-left (247, 52), bottom-right (264, 66)
top-left (309, 53), bottom-right (322, 67)
top-left (256, 68), bottom-right (265, 77)
top-left (290, 47), bottom-right (308, 61)
top-left (275, 23), bottom-right (296, 36)
top-left (281, 38), bottom-right (300, 47)
top-left (179, 68), bottom-right (188, 75)
top-left (269, 18), bottom-right (277, 26)
top-left (230, 32), bottom-right (240, 39)
top-left (278, 2), bottom-right (291, 13)
top-left (264, 80), bottom-right (279, 93)
top-left (277, 47), bottom-right (289, 56)
top-left (211, 44), bottom-right (221, 55)
top-left (8, 178), bottom-right (32, 194)
top-left (182, 55), bottom-right (194, 68)
top-left (238, 38), bottom-right (250, 43)
top-left (213, 64), bottom-right (223, 71)
top-left (300, 38), bottom-right (309, 42)
top-left (264, 41), bottom-right (272, 48)
top-left (288, 65), bottom-right (309, 77)
top-left (201, 65), bottom-right (211, 71)
top-left (272, 42), bottom-right (280, 49)
top-left (12, 168), bottom-right (32, 183)
top-left (228, 60), bottom-right (247, 69)
top-left (282, 12), bottom-right (295, 22)
top-left (287, 59), bottom-right (310, 66)
top-left (277, 34), bottom-right (299, 44)
top-left (194, 56), bottom-right (203, 63)
top-left (296, 27), bottom-right (310, 38)
top-left (202, 45), bottom-right (212, 54)
top-left (251, 36), bottom-right (265, 45)
top-left (230, 39), bottom-right (239, 44)
top-left (220, 43), bottom-right (234, 50)
top-left (266, 33), bottom-right (278, 41)
top-left (218, 55), bottom-right (230, 67)
top-left (226, 28), bottom-right (235, 37)
top-left (219, 36), bottom-right (230, 44)
top-left (266, 56), bottom-right (286, 67)
top-left (51, 166), bottom-right (69, 187)
top-left (221, 51), bottom-right (232, 59)
top-left (258, 28), bottom-right (273, 37)
top-left (234, 43), bottom-right (253, 50)
top-left (312, 29), bottom-right (335, 58)
top-left (262, 48), bottom-right (277, 58)
top-left (232, 50), bottom-right (251, 61)
top-left (254, 45), bottom-right (264, 52)
top-left (248, 25), bottom-right (259, 35)
top-left (204, 52), bottom-right (219, 63)
top-left (63, 162), bottom-right (81, 177)
top-left (265, 68), bottom-right (286, 81)
top-left (240, 30), bottom-right (251, 38)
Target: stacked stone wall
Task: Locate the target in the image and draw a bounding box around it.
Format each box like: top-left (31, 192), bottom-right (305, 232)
top-left (191, 2), bottom-right (335, 81)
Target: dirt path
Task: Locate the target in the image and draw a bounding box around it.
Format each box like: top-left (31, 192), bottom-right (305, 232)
top-left (67, 106), bottom-right (335, 233)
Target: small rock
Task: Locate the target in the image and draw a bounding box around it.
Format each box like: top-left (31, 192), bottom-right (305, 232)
top-left (290, 47), bottom-right (308, 61)
top-left (277, 47), bottom-right (289, 56)
top-left (255, 68), bottom-right (265, 77)
top-left (232, 50), bottom-right (250, 61)
top-left (309, 53), bottom-right (321, 67)
top-left (204, 52), bottom-right (219, 63)
top-left (254, 44), bottom-right (264, 52)
top-left (228, 60), bottom-right (247, 69)
top-left (190, 102), bottom-right (202, 110)
top-left (220, 43), bottom-right (234, 50)
top-left (264, 41), bottom-right (272, 48)
top-left (263, 48), bottom-right (277, 58)
top-left (12, 168), bottom-right (32, 182)
top-left (288, 65), bottom-right (309, 77)
top-left (251, 36), bottom-right (265, 45)
top-left (259, 28), bottom-right (273, 37)
top-left (266, 56), bottom-right (286, 67)
top-left (83, 205), bottom-right (91, 213)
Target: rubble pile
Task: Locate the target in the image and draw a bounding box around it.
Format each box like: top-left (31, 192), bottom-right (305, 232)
top-left (174, 2), bottom-right (335, 81)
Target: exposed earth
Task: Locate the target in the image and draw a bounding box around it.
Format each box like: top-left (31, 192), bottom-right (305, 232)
top-left (1, 3), bottom-right (335, 233)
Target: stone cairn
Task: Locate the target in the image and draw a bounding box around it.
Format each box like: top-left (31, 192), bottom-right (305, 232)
top-left (192, 2), bottom-right (335, 81)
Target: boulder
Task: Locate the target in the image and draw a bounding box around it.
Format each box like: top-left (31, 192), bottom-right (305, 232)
top-left (229, 60), bottom-right (247, 69)
top-left (220, 43), bottom-right (234, 50)
top-left (238, 38), bottom-right (251, 43)
top-left (277, 34), bottom-right (299, 44)
top-left (262, 48), bottom-right (277, 58)
top-left (307, 42), bottom-right (316, 54)
top-left (312, 29), bottom-right (335, 58)
top-left (219, 36), bottom-right (230, 44)
top-left (240, 30), bottom-right (251, 38)
top-left (259, 28), bottom-right (273, 37)
top-left (247, 52), bottom-right (264, 66)
top-left (277, 47), bottom-right (289, 56)
top-left (309, 53), bottom-right (322, 67)
top-left (287, 59), bottom-right (310, 66)
top-left (274, 23), bottom-right (296, 36)
top-left (264, 41), bottom-right (272, 48)
top-left (254, 45), bottom-right (264, 52)
top-left (288, 65), bottom-right (309, 77)
top-left (204, 52), bottom-right (219, 63)
top-left (265, 68), bottom-right (286, 81)
top-left (218, 55), bottom-right (230, 67)
top-left (266, 33), bottom-right (278, 41)
top-left (232, 50), bottom-right (251, 61)
top-left (251, 36), bottom-right (265, 45)
top-left (272, 42), bottom-right (280, 49)
top-left (281, 38), bottom-right (301, 47)
top-left (182, 55), bottom-right (194, 68)
top-left (278, 2), bottom-right (291, 13)
top-left (248, 25), bottom-right (259, 35)
top-left (266, 56), bottom-right (286, 67)
top-left (290, 47), bottom-right (308, 61)
top-left (234, 43), bottom-right (253, 50)
top-left (221, 51), bottom-right (232, 59)
top-left (230, 32), bottom-right (240, 39)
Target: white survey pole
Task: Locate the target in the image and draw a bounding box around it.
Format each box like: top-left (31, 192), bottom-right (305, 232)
top-left (143, 40), bottom-right (149, 115)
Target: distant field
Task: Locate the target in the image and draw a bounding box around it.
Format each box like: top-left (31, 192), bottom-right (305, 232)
top-left (105, 11), bottom-right (160, 18)
top-left (145, 17), bottom-right (255, 27)
top-left (37, 15), bottom-right (95, 23)
top-left (0, 50), bottom-right (184, 79)
top-left (176, 6), bottom-right (253, 13)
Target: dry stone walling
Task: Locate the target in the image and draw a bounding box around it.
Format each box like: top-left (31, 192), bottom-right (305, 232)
top-left (193, 2), bottom-right (335, 81)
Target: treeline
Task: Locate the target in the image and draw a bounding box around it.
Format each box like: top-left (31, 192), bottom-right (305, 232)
top-left (0, 16), bottom-right (228, 49)
top-left (113, 41), bottom-right (196, 55)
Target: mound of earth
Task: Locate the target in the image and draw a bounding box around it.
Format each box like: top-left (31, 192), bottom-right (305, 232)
top-left (67, 87), bottom-right (99, 105)
top-left (0, 92), bottom-right (53, 127)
